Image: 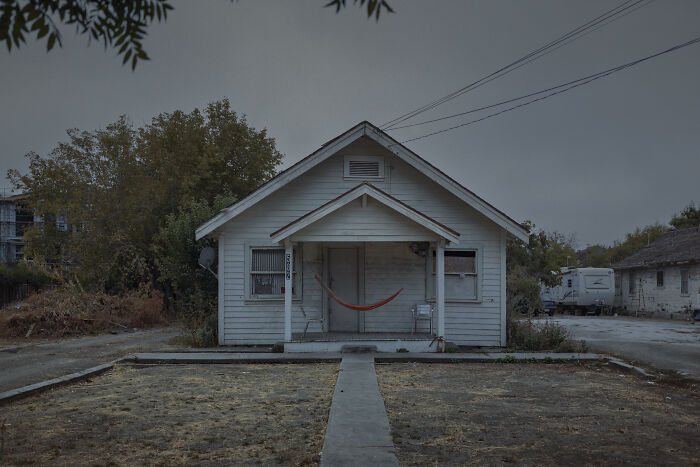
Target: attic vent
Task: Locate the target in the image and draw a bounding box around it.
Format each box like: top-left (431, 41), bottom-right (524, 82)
top-left (344, 155), bottom-right (384, 180)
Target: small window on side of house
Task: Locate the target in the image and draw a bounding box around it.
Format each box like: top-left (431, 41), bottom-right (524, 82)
top-left (567, 279), bottom-right (572, 288)
top-left (680, 268), bottom-right (689, 295)
top-left (656, 270), bottom-right (664, 288)
top-left (629, 271), bottom-right (636, 295)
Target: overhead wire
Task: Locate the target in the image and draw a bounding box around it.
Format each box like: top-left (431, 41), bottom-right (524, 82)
top-left (380, 0), bottom-right (651, 130)
top-left (395, 35), bottom-right (700, 144)
top-left (389, 0), bottom-right (656, 131)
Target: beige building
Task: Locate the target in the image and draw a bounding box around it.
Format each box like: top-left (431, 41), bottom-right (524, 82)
top-left (613, 227), bottom-right (700, 318)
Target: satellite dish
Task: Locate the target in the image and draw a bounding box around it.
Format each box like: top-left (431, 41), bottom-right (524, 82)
top-left (199, 246), bottom-right (216, 268)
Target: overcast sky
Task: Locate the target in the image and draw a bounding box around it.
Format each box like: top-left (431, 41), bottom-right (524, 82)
top-left (1, 0), bottom-right (698, 247)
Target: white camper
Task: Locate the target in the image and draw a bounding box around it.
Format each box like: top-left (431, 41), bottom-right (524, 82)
top-left (543, 267), bottom-right (615, 315)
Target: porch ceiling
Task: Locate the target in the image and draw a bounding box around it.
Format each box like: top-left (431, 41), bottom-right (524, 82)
top-left (270, 183), bottom-right (460, 244)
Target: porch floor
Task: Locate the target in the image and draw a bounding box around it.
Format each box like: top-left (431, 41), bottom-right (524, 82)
top-left (291, 332), bottom-right (434, 342)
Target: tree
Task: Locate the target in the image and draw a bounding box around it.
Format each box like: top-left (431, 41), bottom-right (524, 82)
top-left (670, 201), bottom-right (700, 230)
top-left (506, 221), bottom-right (577, 314)
top-left (8, 98), bottom-right (282, 294)
top-left (1, 0), bottom-right (394, 69)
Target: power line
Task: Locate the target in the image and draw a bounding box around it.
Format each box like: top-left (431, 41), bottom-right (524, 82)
top-left (395, 35), bottom-right (700, 144)
top-left (380, 0), bottom-right (651, 130)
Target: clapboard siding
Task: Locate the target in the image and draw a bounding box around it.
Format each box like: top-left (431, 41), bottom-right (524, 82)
top-left (218, 136), bottom-right (506, 346)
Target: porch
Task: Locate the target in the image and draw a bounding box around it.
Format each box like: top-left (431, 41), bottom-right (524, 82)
top-left (270, 184), bottom-right (460, 345)
top-left (286, 331), bottom-right (436, 353)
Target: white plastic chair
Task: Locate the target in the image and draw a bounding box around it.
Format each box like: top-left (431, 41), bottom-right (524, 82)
top-left (411, 303), bottom-right (433, 335)
top-left (300, 306), bottom-right (325, 338)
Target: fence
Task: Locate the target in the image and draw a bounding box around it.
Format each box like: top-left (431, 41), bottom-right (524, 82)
top-left (0, 284), bottom-right (33, 308)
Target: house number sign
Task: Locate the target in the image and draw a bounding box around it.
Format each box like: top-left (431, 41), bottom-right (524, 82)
top-left (285, 253), bottom-right (291, 280)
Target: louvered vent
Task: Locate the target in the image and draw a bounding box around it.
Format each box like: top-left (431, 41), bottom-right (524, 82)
top-left (344, 155), bottom-right (384, 180)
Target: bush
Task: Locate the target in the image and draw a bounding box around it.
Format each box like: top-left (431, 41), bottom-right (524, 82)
top-left (0, 263), bottom-right (50, 288)
top-left (507, 317), bottom-right (587, 352)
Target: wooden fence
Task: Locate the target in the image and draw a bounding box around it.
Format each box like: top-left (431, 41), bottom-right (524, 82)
top-left (0, 284), bottom-right (33, 308)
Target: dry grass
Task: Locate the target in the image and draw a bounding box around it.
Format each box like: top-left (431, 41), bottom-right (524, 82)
top-left (1, 363), bottom-right (337, 466)
top-left (377, 362), bottom-right (700, 466)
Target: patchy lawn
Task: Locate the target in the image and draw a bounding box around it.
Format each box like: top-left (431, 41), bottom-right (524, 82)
top-left (1, 363), bottom-right (338, 466)
top-left (377, 362), bottom-right (700, 466)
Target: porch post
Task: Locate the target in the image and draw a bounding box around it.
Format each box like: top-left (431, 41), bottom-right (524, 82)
top-left (436, 238), bottom-right (446, 338)
top-left (284, 239), bottom-right (293, 342)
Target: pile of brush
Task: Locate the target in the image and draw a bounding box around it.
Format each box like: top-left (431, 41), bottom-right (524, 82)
top-left (0, 282), bottom-right (165, 338)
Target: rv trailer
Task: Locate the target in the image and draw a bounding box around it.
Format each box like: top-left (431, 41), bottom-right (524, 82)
top-left (541, 267), bottom-right (615, 315)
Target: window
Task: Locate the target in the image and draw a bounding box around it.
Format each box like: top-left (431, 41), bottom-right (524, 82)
top-left (629, 271), bottom-right (636, 295)
top-left (343, 155), bottom-right (384, 180)
top-left (656, 270), bottom-right (664, 288)
top-left (247, 247), bottom-right (301, 299)
top-left (567, 279), bottom-right (572, 288)
top-left (614, 272), bottom-right (621, 296)
top-left (680, 268), bottom-right (689, 295)
top-left (428, 248), bottom-right (479, 301)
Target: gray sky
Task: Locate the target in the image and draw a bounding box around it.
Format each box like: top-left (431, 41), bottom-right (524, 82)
top-left (1, 0), bottom-right (698, 247)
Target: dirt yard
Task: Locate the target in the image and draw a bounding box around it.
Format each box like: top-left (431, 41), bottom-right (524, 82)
top-left (377, 362), bottom-right (700, 466)
top-left (1, 363), bottom-right (338, 466)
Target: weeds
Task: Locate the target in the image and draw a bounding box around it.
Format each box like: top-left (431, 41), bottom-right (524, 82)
top-left (507, 317), bottom-right (587, 352)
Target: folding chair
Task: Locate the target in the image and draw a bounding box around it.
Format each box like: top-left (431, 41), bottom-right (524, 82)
top-left (411, 303), bottom-right (433, 335)
top-left (300, 306), bottom-right (325, 338)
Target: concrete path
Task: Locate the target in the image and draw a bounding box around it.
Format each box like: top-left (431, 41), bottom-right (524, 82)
top-left (550, 316), bottom-right (700, 376)
top-left (321, 354), bottom-right (398, 467)
top-left (0, 327), bottom-right (180, 392)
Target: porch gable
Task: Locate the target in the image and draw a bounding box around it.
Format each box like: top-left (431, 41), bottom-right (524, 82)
top-left (270, 183), bottom-right (460, 244)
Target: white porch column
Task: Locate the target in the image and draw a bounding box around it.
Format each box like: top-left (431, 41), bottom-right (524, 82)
top-left (284, 239), bottom-right (293, 342)
top-left (217, 233), bottom-right (225, 346)
top-left (436, 239), bottom-right (446, 338)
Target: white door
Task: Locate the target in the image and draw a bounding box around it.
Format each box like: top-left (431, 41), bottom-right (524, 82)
top-left (328, 247), bottom-right (359, 332)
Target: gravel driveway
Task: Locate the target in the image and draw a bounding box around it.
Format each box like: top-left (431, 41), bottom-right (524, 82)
top-left (549, 316), bottom-right (700, 377)
top-left (0, 327), bottom-right (180, 392)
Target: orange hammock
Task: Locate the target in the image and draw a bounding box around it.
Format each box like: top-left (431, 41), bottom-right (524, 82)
top-left (314, 274), bottom-right (403, 311)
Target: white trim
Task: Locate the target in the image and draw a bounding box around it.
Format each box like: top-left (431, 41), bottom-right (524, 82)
top-left (270, 183), bottom-right (460, 244)
top-left (196, 125), bottom-right (366, 240)
top-left (218, 233), bottom-right (225, 346)
top-left (284, 240), bottom-right (292, 342)
top-left (196, 122), bottom-right (528, 242)
top-left (500, 230), bottom-right (507, 347)
top-left (436, 239), bottom-right (445, 338)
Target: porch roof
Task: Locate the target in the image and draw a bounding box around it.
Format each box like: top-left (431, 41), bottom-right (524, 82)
top-left (270, 182), bottom-right (460, 244)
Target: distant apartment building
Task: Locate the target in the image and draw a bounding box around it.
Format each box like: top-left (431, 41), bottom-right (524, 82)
top-left (0, 192), bottom-right (34, 263)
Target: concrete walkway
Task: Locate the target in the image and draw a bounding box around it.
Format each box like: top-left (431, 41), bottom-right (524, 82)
top-left (321, 353), bottom-right (398, 466)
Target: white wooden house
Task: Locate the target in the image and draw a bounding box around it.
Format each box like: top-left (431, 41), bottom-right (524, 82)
top-left (196, 122), bottom-right (528, 351)
top-left (613, 227), bottom-right (700, 318)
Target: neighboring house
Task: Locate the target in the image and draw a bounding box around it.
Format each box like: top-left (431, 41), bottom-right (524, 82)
top-left (196, 122), bottom-right (528, 349)
top-left (612, 227), bottom-right (700, 318)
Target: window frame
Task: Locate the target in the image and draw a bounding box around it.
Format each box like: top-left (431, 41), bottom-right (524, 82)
top-left (245, 244), bottom-right (302, 301)
top-left (628, 271), bottom-right (636, 296)
top-left (656, 270), bottom-right (664, 288)
top-left (680, 267), bottom-right (689, 296)
top-left (426, 245), bottom-right (482, 303)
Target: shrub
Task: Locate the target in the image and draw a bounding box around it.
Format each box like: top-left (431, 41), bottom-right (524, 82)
top-left (507, 317), bottom-right (587, 352)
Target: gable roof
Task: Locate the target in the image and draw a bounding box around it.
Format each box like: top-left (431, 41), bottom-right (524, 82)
top-left (612, 227), bottom-right (700, 270)
top-left (196, 121), bottom-right (529, 242)
top-left (270, 182), bottom-right (460, 244)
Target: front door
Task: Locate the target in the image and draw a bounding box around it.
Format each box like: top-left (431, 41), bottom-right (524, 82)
top-left (328, 247), bottom-right (359, 332)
